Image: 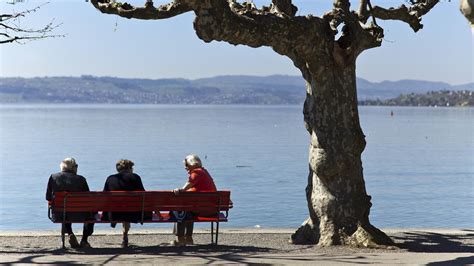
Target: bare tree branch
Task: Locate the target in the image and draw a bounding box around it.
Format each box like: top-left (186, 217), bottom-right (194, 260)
top-left (358, 0), bottom-right (369, 20)
top-left (89, 0), bottom-right (193, 20)
top-left (370, 0), bottom-right (440, 32)
top-left (0, 34), bottom-right (52, 44)
top-left (88, 0), bottom-right (439, 74)
top-left (1, 2), bottom-right (64, 44)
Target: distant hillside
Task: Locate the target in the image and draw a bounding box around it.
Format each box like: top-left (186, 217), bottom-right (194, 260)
top-left (0, 75), bottom-right (472, 104)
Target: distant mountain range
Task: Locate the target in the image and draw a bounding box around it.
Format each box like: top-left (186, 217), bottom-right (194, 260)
top-left (0, 75), bottom-right (472, 104)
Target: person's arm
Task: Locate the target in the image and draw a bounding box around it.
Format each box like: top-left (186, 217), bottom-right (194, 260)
top-left (135, 174), bottom-right (145, 191)
top-left (103, 176), bottom-right (110, 191)
top-left (46, 176), bottom-right (53, 201)
top-left (173, 181), bottom-right (194, 195)
top-left (83, 177), bottom-right (90, 192)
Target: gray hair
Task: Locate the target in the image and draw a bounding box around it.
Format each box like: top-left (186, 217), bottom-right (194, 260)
top-left (184, 154), bottom-right (202, 167)
top-left (60, 157), bottom-right (77, 172)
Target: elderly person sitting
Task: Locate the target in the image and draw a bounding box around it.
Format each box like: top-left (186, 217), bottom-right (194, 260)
top-left (171, 154), bottom-right (217, 246)
top-left (103, 159), bottom-right (146, 248)
top-left (46, 157), bottom-right (95, 249)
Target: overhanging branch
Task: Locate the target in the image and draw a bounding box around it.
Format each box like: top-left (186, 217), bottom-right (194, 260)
top-left (89, 0), bottom-right (193, 20)
top-left (370, 0), bottom-right (440, 32)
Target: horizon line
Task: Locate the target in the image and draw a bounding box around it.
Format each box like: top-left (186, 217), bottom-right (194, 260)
top-left (0, 74), bottom-right (472, 86)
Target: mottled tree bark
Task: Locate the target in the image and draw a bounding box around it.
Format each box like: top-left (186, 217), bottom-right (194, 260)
top-left (91, 0), bottom-right (440, 247)
top-left (292, 59), bottom-right (393, 246)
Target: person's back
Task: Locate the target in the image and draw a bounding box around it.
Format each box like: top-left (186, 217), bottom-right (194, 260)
top-left (104, 171), bottom-right (145, 192)
top-left (103, 170), bottom-right (146, 223)
top-left (47, 171), bottom-right (92, 222)
top-left (47, 171), bottom-right (89, 196)
top-left (45, 158), bottom-right (94, 249)
top-left (187, 167), bottom-right (216, 192)
top-left (103, 159), bottom-right (146, 248)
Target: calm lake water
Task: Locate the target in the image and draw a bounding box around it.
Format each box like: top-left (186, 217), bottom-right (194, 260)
top-left (0, 105), bottom-right (472, 231)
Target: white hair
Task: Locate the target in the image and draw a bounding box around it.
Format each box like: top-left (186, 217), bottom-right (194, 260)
top-left (184, 154), bottom-right (202, 167)
top-left (60, 157), bottom-right (77, 172)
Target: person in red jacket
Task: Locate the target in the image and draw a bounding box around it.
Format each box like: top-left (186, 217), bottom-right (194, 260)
top-left (172, 154), bottom-right (217, 246)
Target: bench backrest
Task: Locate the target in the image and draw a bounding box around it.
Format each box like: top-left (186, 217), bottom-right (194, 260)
top-left (51, 191), bottom-right (232, 213)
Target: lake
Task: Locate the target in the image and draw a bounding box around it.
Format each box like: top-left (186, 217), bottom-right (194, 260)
top-left (0, 105), bottom-right (472, 231)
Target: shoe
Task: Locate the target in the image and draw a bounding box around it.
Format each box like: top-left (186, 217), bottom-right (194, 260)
top-left (79, 240), bottom-right (92, 248)
top-left (170, 237), bottom-right (186, 247)
top-left (185, 236), bottom-right (194, 245)
top-left (68, 234), bottom-right (80, 249)
top-left (121, 236), bottom-right (129, 248)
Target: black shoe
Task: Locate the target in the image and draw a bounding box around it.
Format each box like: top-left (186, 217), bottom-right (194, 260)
top-left (110, 223), bottom-right (117, 228)
top-left (80, 240), bottom-right (92, 248)
top-left (68, 234), bottom-right (80, 249)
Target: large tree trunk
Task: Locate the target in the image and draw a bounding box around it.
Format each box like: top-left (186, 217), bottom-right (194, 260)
top-left (290, 59), bottom-right (393, 247)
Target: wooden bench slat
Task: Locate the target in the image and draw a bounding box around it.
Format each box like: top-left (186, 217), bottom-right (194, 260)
top-left (57, 213), bottom-right (229, 223)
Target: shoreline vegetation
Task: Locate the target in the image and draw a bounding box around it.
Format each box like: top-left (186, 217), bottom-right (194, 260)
top-left (359, 90), bottom-right (474, 107)
top-left (0, 75), bottom-right (473, 106)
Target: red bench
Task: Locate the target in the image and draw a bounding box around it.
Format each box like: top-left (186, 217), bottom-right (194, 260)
top-left (48, 190), bottom-right (232, 248)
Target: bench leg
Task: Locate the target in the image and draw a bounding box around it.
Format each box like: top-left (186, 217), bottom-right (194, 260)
top-left (216, 222), bottom-right (219, 245)
top-left (61, 224), bottom-right (66, 249)
top-left (211, 222), bottom-right (214, 245)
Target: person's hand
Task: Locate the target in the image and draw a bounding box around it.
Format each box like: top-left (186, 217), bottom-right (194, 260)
top-left (173, 188), bottom-right (181, 195)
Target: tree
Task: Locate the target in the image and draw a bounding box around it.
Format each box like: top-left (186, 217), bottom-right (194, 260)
top-left (1, 1), bottom-right (63, 44)
top-left (91, 0), bottom-right (441, 247)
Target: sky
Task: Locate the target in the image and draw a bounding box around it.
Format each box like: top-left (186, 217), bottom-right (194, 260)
top-left (0, 0), bottom-right (473, 85)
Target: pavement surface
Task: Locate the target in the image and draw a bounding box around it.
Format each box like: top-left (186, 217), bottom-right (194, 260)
top-left (1, 228), bottom-right (473, 265)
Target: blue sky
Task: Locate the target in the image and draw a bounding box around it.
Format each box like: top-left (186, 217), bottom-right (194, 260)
top-left (0, 0), bottom-right (472, 85)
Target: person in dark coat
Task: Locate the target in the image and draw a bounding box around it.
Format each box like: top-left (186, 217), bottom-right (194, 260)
top-left (103, 159), bottom-right (146, 248)
top-left (46, 157), bottom-right (95, 248)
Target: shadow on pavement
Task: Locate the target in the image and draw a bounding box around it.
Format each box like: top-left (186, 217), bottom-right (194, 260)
top-left (427, 255), bottom-right (474, 265)
top-left (1, 245), bottom-right (277, 265)
top-left (393, 231), bottom-right (474, 253)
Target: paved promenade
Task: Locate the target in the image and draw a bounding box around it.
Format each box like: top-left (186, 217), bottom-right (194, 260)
top-left (1, 228), bottom-right (473, 265)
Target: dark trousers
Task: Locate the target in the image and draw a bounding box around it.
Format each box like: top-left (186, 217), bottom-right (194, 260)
top-left (174, 222), bottom-right (194, 237)
top-left (63, 223), bottom-right (94, 241)
top-left (174, 212), bottom-right (218, 237)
